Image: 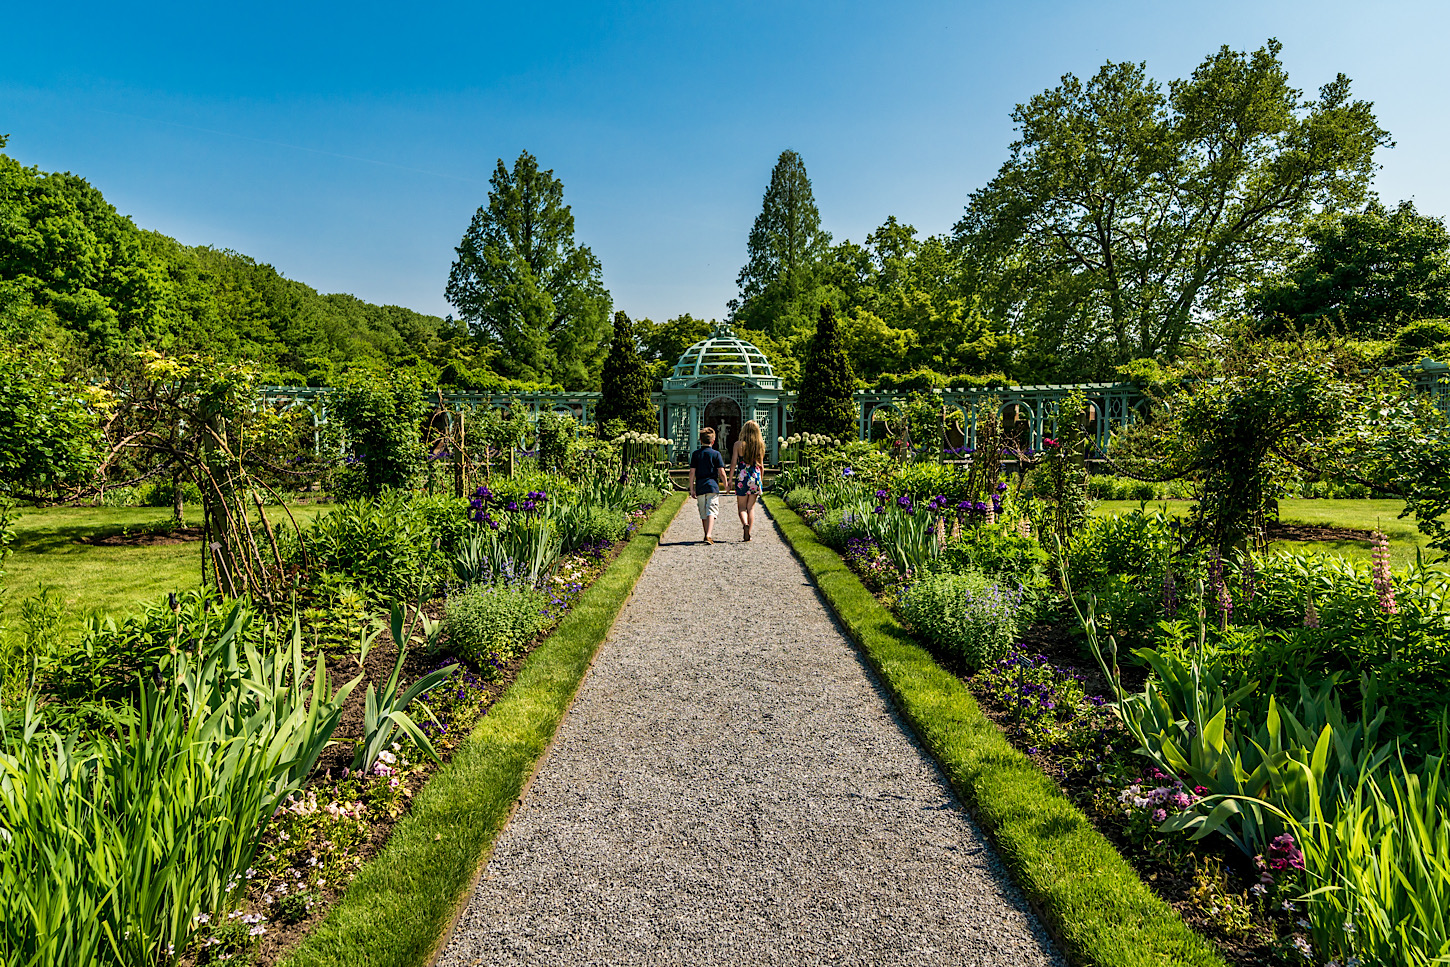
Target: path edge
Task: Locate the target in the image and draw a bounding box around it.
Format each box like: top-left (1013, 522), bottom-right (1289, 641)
top-left (762, 496), bottom-right (1229, 967)
top-left (280, 492), bottom-right (687, 967)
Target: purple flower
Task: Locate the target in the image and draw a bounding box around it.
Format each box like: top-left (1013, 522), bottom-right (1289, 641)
top-left (506, 500), bottom-right (519, 512)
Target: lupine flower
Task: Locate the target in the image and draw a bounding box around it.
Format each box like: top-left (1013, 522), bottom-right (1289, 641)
top-left (1304, 591), bottom-right (1319, 629)
top-left (1242, 555), bottom-right (1257, 603)
top-left (1372, 531), bottom-right (1397, 614)
top-left (1016, 518), bottom-right (1031, 539)
top-left (1210, 550), bottom-right (1231, 629)
top-left (1163, 568), bottom-right (1178, 619)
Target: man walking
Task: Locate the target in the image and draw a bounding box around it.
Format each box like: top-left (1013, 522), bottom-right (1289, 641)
top-left (688, 427), bottom-right (727, 544)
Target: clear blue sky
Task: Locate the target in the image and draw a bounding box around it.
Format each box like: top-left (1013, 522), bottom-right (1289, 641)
top-left (3, 1), bottom-right (1446, 323)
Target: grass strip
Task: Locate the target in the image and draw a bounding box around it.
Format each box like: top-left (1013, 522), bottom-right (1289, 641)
top-left (282, 492), bottom-right (686, 967)
top-left (765, 496), bottom-right (1228, 967)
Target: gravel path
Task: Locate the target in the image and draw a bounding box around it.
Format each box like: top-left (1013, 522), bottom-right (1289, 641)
top-left (436, 499), bottom-right (1063, 967)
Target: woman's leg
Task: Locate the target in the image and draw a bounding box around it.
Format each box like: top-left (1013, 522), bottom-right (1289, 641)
top-left (745, 493), bottom-right (758, 530)
top-left (737, 494), bottom-right (750, 529)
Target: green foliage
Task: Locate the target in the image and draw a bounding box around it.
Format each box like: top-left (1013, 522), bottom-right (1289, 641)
top-left (897, 569), bottom-right (1022, 670)
top-left (956, 40), bottom-right (1389, 378)
top-left (1293, 753), bottom-right (1450, 967)
top-left (0, 604), bottom-right (357, 967)
top-left (352, 605), bottom-right (457, 773)
top-left (794, 303), bottom-right (857, 438)
top-left (1041, 391), bottom-right (1090, 547)
top-left (1384, 318), bottom-right (1450, 365)
top-left (445, 150), bottom-right (611, 388)
top-left (936, 525), bottom-right (1049, 612)
top-left (330, 369), bottom-right (431, 497)
top-left (1250, 200), bottom-right (1450, 339)
top-left (731, 149), bottom-right (832, 337)
top-left (298, 494), bottom-right (465, 602)
top-left (636, 313), bottom-right (712, 386)
top-left (595, 311), bottom-right (657, 433)
top-left (0, 344), bottom-right (102, 499)
top-left (283, 495), bottom-right (684, 967)
top-left (443, 582), bottom-right (551, 667)
top-left (768, 496), bottom-right (1230, 967)
top-left (1112, 337), bottom-right (1353, 552)
top-left (533, 408), bottom-right (577, 473)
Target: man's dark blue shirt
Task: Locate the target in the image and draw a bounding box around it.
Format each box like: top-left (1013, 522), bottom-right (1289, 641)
top-left (690, 445), bottom-right (725, 494)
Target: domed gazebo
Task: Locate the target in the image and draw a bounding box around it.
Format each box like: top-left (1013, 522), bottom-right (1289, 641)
top-left (660, 323), bottom-right (785, 462)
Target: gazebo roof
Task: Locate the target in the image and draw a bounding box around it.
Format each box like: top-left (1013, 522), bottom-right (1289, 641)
top-left (670, 323), bottom-right (775, 381)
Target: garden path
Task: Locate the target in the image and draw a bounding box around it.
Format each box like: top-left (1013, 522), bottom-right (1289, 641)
top-left (436, 500), bottom-right (1062, 967)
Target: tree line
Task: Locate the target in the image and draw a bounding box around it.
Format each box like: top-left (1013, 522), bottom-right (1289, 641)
top-left (446, 39), bottom-right (1448, 393)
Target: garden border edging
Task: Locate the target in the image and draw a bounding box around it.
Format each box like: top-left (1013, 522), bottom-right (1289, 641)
top-left (763, 496), bottom-right (1228, 967)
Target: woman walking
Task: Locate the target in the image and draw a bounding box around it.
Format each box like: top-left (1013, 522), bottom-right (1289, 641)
top-left (730, 420), bottom-right (766, 541)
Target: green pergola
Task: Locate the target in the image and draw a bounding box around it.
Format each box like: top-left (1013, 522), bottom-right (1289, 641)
top-left (659, 323), bottom-right (785, 462)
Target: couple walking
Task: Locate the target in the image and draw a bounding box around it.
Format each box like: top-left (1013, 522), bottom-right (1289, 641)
top-left (687, 421), bottom-right (764, 545)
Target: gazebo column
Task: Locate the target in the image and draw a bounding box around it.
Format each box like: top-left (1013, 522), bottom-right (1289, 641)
top-left (688, 404), bottom-right (699, 451)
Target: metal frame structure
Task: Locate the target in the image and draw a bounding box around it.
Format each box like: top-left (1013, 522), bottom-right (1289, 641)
top-left (259, 360), bottom-right (1450, 462)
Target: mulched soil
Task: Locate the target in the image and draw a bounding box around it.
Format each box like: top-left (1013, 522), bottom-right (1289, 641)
top-left (237, 540), bottom-right (627, 967)
top-left (967, 619), bottom-right (1290, 967)
top-left (77, 526), bottom-right (205, 546)
top-left (1264, 521), bottom-right (1373, 543)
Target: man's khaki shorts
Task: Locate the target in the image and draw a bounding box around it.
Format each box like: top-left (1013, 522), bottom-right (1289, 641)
top-left (697, 493), bottom-right (719, 519)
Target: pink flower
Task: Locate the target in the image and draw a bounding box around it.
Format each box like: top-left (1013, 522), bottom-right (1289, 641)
top-left (1372, 532), bottom-right (1398, 615)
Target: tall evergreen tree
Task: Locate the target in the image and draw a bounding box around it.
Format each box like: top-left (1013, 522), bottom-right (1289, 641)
top-left (446, 151), bottom-right (612, 388)
top-left (731, 150), bottom-right (832, 336)
top-left (794, 303), bottom-right (856, 439)
top-left (596, 310), bottom-right (657, 433)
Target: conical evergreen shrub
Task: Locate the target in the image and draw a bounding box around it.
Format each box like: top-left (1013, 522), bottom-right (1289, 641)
top-left (596, 310), bottom-right (658, 433)
top-left (795, 303), bottom-right (857, 439)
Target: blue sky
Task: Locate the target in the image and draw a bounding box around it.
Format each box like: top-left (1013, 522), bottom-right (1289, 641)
top-left (3, 1), bottom-right (1447, 322)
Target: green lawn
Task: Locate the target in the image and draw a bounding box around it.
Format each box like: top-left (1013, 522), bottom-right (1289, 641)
top-left (4, 504), bottom-right (328, 631)
top-left (1092, 498), bottom-right (1437, 567)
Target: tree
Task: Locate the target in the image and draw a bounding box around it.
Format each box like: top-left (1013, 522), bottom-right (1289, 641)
top-left (445, 151), bottom-right (611, 388)
top-left (1250, 200), bottom-right (1450, 338)
top-left (956, 40), bottom-right (1389, 379)
top-left (595, 311), bottom-right (657, 433)
top-left (731, 150), bottom-right (832, 336)
top-left (794, 304), bottom-right (856, 439)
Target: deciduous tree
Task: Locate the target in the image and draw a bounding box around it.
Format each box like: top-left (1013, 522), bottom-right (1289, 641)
top-left (1250, 200), bottom-right (1450, 338)
top-left (957, 40), bottom-right (1389, 379)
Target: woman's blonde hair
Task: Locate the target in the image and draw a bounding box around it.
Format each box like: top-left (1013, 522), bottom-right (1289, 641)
top-left (740, 420), bottom-right (765, 467)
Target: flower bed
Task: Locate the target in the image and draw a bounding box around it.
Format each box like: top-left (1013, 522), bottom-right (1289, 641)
top-left (772, 450), bottom-right (1450, 967)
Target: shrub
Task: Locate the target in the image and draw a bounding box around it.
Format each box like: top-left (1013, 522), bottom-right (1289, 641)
top-left (897, 569), bottom-right (1023, 670)
top-left (936, 525), bottom-right (1049, 616)
top-left (444, 583), bottom-right (551, 667)
top-left (887, 461), bottom-right (972, 502)
top-left (782, 486), bottom-right (821, 510)
top-left (811, 503), bottom-right (871, 551)
top-left (1068, 507), bottom-right (1177, 593)
top-left (298, 493), bottom-right (465, 601)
